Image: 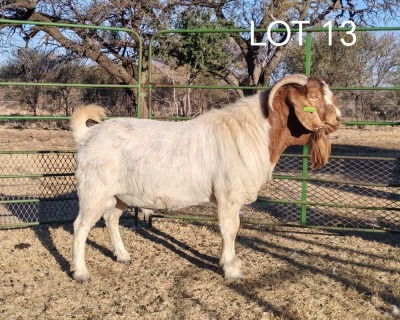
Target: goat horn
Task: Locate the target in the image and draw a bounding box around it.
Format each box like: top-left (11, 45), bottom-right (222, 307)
top-left (268, 74), bottom-right (309, 113)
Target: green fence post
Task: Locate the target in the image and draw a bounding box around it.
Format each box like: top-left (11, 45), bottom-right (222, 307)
top-left (301, 31), bottom-right (313, 225)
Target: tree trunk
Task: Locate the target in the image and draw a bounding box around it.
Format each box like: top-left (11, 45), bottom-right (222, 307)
top-left (27, 13), bottom-right (149, 118)
top-left (187, 88), bottom-right (192, 116)
top-left (140, 92), bottom-right (149, 119)
top-left (138, 68), bottom-right (149, 119)
top-left (171, 71), bottom-right (178, 117)
top-left (181, 95), bottom-right (187, 117)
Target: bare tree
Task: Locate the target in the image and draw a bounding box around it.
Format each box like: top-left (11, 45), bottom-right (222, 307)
top-left (0, 47), bottom-right (60, 115)
top-left (281, 31), bottom-right (400, 120)
top-left (1, 0), bottom-right (399, 117)
top-left (50, 59), bottom-right (84, 116)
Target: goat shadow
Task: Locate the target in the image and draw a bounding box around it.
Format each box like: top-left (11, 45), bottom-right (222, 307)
top-left (0, 192), bottom-right (135, 276)
top-left (1, 193), bottom-right (218, 278)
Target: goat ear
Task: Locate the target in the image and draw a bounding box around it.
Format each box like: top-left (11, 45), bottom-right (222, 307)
top-left (286, 87), bottom-right (325, 131)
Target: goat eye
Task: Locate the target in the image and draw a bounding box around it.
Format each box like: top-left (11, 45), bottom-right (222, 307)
top-left (310, 96), bottom-right (318, 100)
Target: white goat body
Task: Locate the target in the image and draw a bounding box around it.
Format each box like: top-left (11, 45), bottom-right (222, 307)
top-left (76, 97), bottom-right (272, 210)
top-left (70, 75), bottom-right (341, 283)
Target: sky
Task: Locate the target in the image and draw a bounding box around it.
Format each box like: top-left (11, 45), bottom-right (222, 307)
top-left (0, 3), bottom-right (399, 67)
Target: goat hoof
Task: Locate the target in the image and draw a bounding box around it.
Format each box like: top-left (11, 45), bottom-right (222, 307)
top-left (224, 271), bottom-right (245, 280)
top-left (118, 259), bottom-right (131, 266)
top-left (115, 249), bottom-right (131, 265)
top-left (222, 257), bottom-right (244, 279)
top-left (116, 255), bottom-right (131, 265)
top-left (225, 270), bottom-right (245, 280)
top-left (73, 270), bottom-right (90, 284)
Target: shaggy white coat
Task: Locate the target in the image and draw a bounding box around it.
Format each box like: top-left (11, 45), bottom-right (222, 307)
top-left (70, 77), bottom-right (340, 283)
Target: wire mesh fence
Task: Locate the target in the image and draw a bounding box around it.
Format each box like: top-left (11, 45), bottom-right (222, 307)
top-left (1, 148), bottom-right (399, 231)
top-left (0, 151), bottom-right (77, 226)
top-left (255, 154), bottom-right (400, 231)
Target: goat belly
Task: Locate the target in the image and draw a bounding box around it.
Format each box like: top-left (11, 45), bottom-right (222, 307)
top-left (116, 193), bottom-right (211, 210)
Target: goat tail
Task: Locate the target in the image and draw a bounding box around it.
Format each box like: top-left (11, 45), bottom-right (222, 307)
top-left (70, 104), bottom-right (106, 145)
top-left (308, 129), bottom-right (332, 169)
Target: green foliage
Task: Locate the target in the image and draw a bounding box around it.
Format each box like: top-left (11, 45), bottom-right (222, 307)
top-left (157, 9), bottom-right (232, 82)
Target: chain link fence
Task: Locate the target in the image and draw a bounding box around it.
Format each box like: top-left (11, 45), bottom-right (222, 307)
top-left (255, 153), bottom-right (400, 231)
top-left (1, 146), bottom-right (399, 231)
top-left (0, 151), bottom-right (77, 226)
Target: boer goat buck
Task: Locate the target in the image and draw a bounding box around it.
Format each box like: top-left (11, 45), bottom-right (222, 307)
top-left (70, 74), bottom-right (341, 283)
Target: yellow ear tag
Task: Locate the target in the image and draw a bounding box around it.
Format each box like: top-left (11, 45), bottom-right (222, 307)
top-left (304, 106), bottom-right (316, 113)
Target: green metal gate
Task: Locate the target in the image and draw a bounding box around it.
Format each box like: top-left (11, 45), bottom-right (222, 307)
top-left (0, 19), bottom-right (399, 231)
top-left (0, 19), bottom-right (143, 227)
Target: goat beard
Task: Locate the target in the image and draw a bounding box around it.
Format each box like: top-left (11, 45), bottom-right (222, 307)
top-left (308, 129), bottom-right (332, 169)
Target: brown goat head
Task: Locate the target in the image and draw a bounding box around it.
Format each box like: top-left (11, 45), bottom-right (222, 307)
top-left (266, 74), bottom-right (341, 169)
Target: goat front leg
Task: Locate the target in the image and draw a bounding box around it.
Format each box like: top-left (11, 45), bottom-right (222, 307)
top-left (217, 201), bottom-right (243, 279)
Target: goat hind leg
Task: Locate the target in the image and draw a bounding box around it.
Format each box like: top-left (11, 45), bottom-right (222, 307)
top-left (103, 198), bottom-right (131, 264)
top-left (71, 197), bottom-right (109, 283)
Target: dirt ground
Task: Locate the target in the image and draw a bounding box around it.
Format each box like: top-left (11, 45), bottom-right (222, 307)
top-left (0, 124), bottom-right (400, 319)
top-left (1, 219), bottom-right (400, 320)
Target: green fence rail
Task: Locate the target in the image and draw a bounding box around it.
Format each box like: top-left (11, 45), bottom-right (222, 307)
top-left (1, 147), bottom-right (398, 231)
top-left (0, 20), bottom-right (399, 231)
